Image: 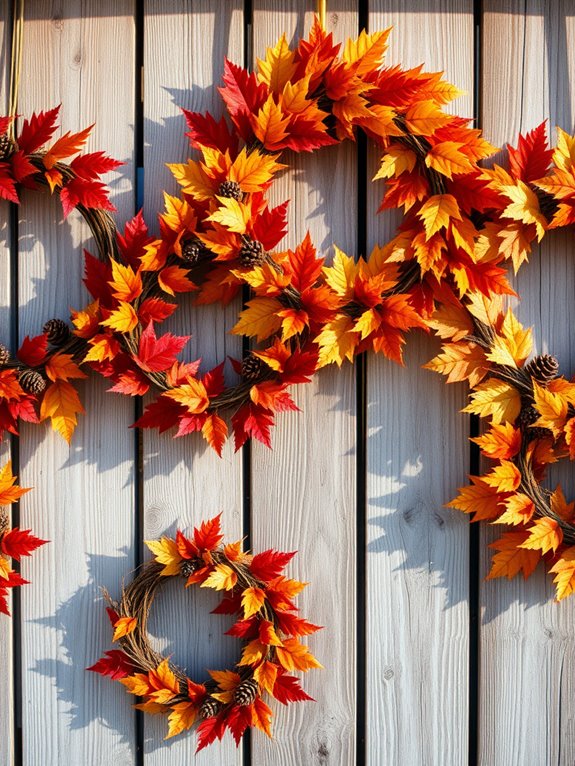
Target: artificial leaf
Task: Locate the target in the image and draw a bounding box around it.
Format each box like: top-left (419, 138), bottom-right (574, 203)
top-left (39, 380), bottom-right (85, 443)
top-left (113, 616), bottom-right (137, 641)
top-left (200, 563), bottom-right (237, 591)
top-left (145, 536), bottom-right (183, 576)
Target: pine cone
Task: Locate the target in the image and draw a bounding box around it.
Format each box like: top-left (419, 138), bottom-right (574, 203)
top-left (180, 559), bottom-right (201, 578)
top-left (524, 354), bottom-right (559, 383)
top-left (234, 679), bottom-right (259, 707)
top-left (19, 368), bottom-right (47, 395)
top-left (241, 353), bottom-right (264, 381)
top-left (0, 133), bottom-right (16, 161)
top-left (218, 180), bottom-right (242, 200)
top-left (0, 511), bottom-right (9, 539)
top-left (239, 239), bottom-right (265, 267)
top-left (43, 318), bottom-right (71, 346)
top-left (181, 237), bottom-right (206, 264)
top-left (0, 344), bottom-right (10, 368)
top-left (516, 403), bottom-right (539, 429)
top-left (199, 698), bottom-right (221, 719)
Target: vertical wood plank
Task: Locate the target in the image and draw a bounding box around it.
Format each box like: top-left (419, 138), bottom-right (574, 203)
top-left (480, 4), bottom-right (575, 764)
top-left (251, 5), bottom-right (358, 764)
top-left (18, 3), bottom-right (137, 764)
top-left (366, 3), bottom-right (473, 764)
top-left (0, 5), bottom-right (14, 764)
top-left (142, 3), bottom-right (244, 764)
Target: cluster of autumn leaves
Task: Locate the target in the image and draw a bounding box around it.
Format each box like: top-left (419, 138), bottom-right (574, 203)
top-left (89, 515), bottom-right (320, 749)
top-left (0, 463), bottom-right (46, 615)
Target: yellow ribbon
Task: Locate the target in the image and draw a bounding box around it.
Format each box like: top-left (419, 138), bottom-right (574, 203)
top-left (8, 0), bottom-right (25, 140)
top-left (317, 0), bottom-right (326, 30)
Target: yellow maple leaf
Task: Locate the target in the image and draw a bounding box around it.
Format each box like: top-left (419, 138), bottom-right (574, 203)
top-left (404, 100), bottom-right (452, 136)
top-left (200, 563), bottom-right (237, 591)
top-left (168, 159), bottom-right (214, 200)
top-left (500, 180), bottom-right (547, 240)
top-left (113, 615), bottom-right (137, 641)
top-left (229, 146), bottom-right (285, 193)
top-left (471, 422), bottom-right (521, 460)
top-left (164, 378), bottom-right (209, 414)
top-left (251, 698), bottom-right (273, 738)
top-left (487, 310), bottom-right (533, 368)
top-left (550, 485), bottom-right (575, 522)
top-left (149, 659), bottom-right (180, 704)
top-left (482, 460), bottom-right (522, 493)
top-left (462, 379), bottom-right (521, 424)
top-left (206, 197), bottom-right (251, 234)
top-left (494, 492), bottom-right (535, 526)
top-left (0, 558), bottom-right (12, 579)
top-left (553, 127), bottom-right (575, 171)
top-left (315, 314), bottom-right (358, 368)
top-left (497, 222), bottom-right (533, 273)
top-left (426, 303), bottom-right (473, 342)
top-left (120, 672), bottom-right (151, 696)
top-left (253, 660), bottom-right (278, 695)
top-left (257, 33), bottom-right (297, 92)
top-left (39, 380), bottom-right (85, 443)
top-left (447, 477), bottom-right (503, 521)
top-left (161, 192), bottom-right (197, 232)
top-left (323, 246), bottom-right (357, 300)
top-left (242, 586), bottom-right (266, 618)
top-left (0, 461), bottom-right (30, 506)
top-left (275, 638), bottom-right (323, 672)
top-left (145, 537), bottom-right (183, 576)
top-left (424, 342), bottom-right (488, 387)
top-left (100, 302), bottom-right (139, 334)
top-left (165, 702), bottom-right (197, 739)
top-left (550, 547), bottom-right (575, 600)
top-left (343, 28), bottom-right (391, 75)
top-left (425, 141), bottom-right (475, 179)
top-left (236, 262), bottom-right (291, 296)
top-left (252, 95), bottom-right (291, 149)
top-left (239, 639), bottom-right (267, 667)
top-left (232, 297), bottom-right (282, 342)
top-left (108, 260), bottom-right (142, 302)
top-left (418, 194), bottom-right (462, 239)
top-left (520, 517), bottom-right (563, 555)
top-left (373, 144), bottom-right (417, 180)
top-left (465, 291), bottom-right (503, 327)
top-left (208, 669), bottom-right (241, 690)
top-left (532, 380), bottom-right (568, 436)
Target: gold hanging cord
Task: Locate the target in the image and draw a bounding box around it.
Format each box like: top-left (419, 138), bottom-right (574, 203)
top-left (8, 0), bottom-right (25, 140)
top-left (317, 0), bottom-right (326, 30)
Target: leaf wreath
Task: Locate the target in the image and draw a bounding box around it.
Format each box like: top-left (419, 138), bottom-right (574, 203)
top-left (0, 22), bottom-right (574, 601)
top-left (88, 514), bottom-right (321, 750)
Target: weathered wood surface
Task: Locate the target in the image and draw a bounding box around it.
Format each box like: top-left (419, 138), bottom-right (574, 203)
top-left (1, 3), bottom-right (575, 765)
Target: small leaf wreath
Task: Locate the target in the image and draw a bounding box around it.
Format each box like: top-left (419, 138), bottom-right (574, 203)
top-left (0, 462), bottom-right (47, 615)
top-left (88, 514), bottom-right (320, 750)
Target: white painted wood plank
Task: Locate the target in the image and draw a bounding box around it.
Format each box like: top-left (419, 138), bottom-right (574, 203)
top-left (480, 4), bottom-right (575, 765)
top-left (142, 3), bottom-right (244, 764)
top-left (250, 5), bottom-right (357, 764)
top-left (366, 3), bottom-right (473, 764)
top-left (17, 3), bottom-right (137, 764)
top-left (0, 6), bottom-right (14, 764)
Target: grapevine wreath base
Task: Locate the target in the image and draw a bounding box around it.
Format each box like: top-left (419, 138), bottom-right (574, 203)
top-left (1, 12), bottom-right (575, 748)
top-left (88, 515), bottom-right (320, 750)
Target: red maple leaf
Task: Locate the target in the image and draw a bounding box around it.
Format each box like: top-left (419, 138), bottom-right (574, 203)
top-left (182, 109), bottom-right (239, 154)
top-left (17, 334), bottom-right (48, 367)
top-left (116, 210), bottom-right (155, 269)
top-left (272, 669), bottom-right (314, 704)
top-left (70, 152), bottom-right (123, 180)
top-left (133, 322), bottom-right (190, 373)
top-left (60, 177), bottom-right (116, 217)
top-left (1, 528), bottom-right (47, 560)
top-left (249, 549), bottom-right (296, 582)
top-left (87, 649), bottom-right (135, 680)
top-left (218, 59), bottom-right (268, 142)
top-left (17, 106), bottom-right (61, 154)
top-left (507, 122), bottom-right (554, 183)
top-left (193, 514), bottom-right (223, 552)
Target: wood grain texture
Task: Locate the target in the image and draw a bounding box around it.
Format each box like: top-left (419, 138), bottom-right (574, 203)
top-left (17, 3), bottom-right (137, 764)
top-left (480, 4), bottom-right (575, 765)
top-left (142, 3), bottom-right (244, 764)
top-left (0, 6), bottom-right (14, 764)
top-left (366, 3), bottom-right (473, 764)
top-left (250, 4), bottom-right (357, 764)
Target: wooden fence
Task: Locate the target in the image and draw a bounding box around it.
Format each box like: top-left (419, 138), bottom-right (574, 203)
top-left (1, 2), bottom-right (575, 764)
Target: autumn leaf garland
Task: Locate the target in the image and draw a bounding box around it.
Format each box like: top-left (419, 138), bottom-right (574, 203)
top-left (89, 514), bottom-right (320, 750)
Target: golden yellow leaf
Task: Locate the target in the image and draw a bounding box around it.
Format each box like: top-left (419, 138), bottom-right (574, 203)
top-left (145, 537), bottom-right (183, 576)
top-left (482, 460), bottom-right (522, 493)
top-left (550, 547), bottom-right (575, 601)
top-left (553, 127), bottom-right (575, 171)
top-left (425, 141), bottom-right (475, 179)
top-left (424, 342), bottom-right (488, 387)
top-left (343, 28), bottom-right (391, 75)
top-left (200, 563), bottom-right (237, 591)
top-left (404, 100), bottom-right (452, 135)
top-left (462, 379), bottom-right (521, 424)
top-left (500, 180), bottom-right (547, 240)
top-left (0, 461), bottom-right (30, 506)
top-left (486, 309), bottom-right (532, 368)
top-left (550, 485), bottom-right (575, 522)
top-left (164, 378), bottom-right (210, 415)
top-left (427, 303), bottom-right (474, 342)
top-left (418, 194), bottom-right (462, 239)
top-left (232, 297), bottom-right (283, 342)
top-left (532, 380), bottom-right (568, 436)
top-left (253, 661), bottom-right (278, 695)
top-left (239, 639), bottom-right (267, 667)
top-left (494, 492), bottom-right (535, 526)
top-left (257, 34), bottom-right (297, 92)
top-left (108, 260), bottom-right (142, 302)
top-left (165, 702), bottom-right (197, 739)
top-left (120, 672), bottom-right (151, 696)
top-left (208, 669), bottom-right (241, 690)
top-left (100, 301), bottom-right (139, 334)
top-left (315, 314), bottom-right (358, 368)
top-left (373, 144), bottom-right (417, 180)
top-left (206, 197), bottom-right (251, 234)
top-left (168, 159), bottom-right (214, 200)
top-left (323, 246), bottom-right (357, 299)
top-left (45, 353), bottom-right (88, 383)
top-left (242, 586), bottom-right (266, 618)
top-left (113, 616), bottom-right (137, 641)
top-left (229, 147), bottom-right (285, 193)
top-left (39, 380), bottom-right (85, 443)
top-left (0, 558), bottom-right (11, 579)
top-left (520, 517), bottom-right (563, 555)
top-left (275, 638), bottom-right (323, 672)
top-left (252, 95), bottom-right (291, 149)
top-left (497, 222), bottom-right (533, 273)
